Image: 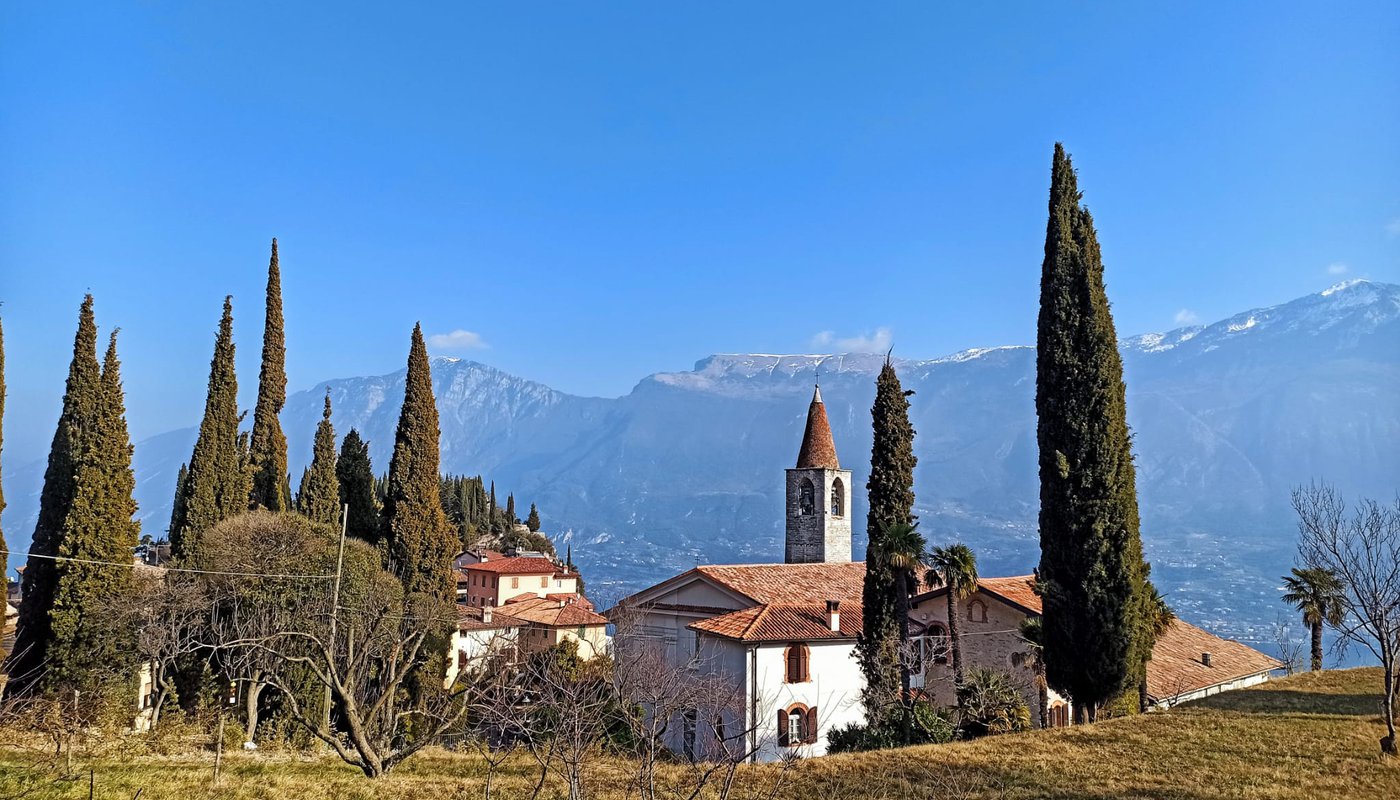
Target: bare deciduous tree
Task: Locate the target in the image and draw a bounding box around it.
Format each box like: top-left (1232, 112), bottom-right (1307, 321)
top-left (1293, 483), bottom-right (1400, 755)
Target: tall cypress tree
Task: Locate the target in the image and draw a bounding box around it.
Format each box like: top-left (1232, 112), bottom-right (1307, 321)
top-left (857, 357), bottom-right (917, 724)
top-left (46, 330), bottom-right (141, 693)
top-left (167, 463), bottom-right (188, 542)
top-left (505, 493), bottom-right (516, 524)
top-left (336, 428), bottom-right (379, 545)
top-left (381, 324), bottom-right (454, 603)
top-left (172, 297), bottom-right (247, 563)
top-left (247, 239), bottom-right (291, 512)
top-left (297, 390), bottom-right (341, 527)
top-left (1035, 143), bottom-right (1150, 720)
top-left (6, 297), bottom-right (101, 694)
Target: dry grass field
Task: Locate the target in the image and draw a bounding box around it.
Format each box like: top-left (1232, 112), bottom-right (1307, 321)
top-left (1, 668), bottom-right (1397, 799)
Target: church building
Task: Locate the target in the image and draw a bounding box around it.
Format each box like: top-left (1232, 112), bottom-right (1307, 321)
top-left (609, 386), bottom-right (867, 761)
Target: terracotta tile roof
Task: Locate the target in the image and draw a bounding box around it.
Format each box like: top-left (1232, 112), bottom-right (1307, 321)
top-left (546, 593), bottom-right (594, 610)
top-left (1146, 618), bottom-right (1282, 702)
top-left (690, 601), bottom-right (863, 642)
top-left (795, 386), bottom-right (840, 469)
top-left (914, 574), bottom-right (1042, 615)
top-left (464, 556), bottom-right (561, 576)
top-left (692, 561), bottom-right (867, 605)
top-left (502, 595), bottom-right (609, 628)
top-left (457, 604), bottom-right (526, 632)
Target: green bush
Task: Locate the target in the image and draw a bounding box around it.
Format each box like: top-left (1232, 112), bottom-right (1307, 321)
top-left (826, 701), bottom-right (954, 753)
top-left (957, 668), bottom-right (1031, 738)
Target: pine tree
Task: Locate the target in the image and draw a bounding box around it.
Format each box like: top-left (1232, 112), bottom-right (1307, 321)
top-left (45, 330), bottom-right (141, 693)
top-left (857, 357), bottom-right (917, 725)
top-left (381, 324), bottom-right (455, 603)
top-left (247, 239), bottom-right (291, 512)
top-left (1035, 143), bottom-right (1151, 720)
top-left (0, 315), bottom-right (8, 664)
top-left (297, 390), bottom-right (341, 527)
top-left (6, 296), bottom-right (101, 694)
top-left (337, 429), bottom-right (379, 545)
top-left (172, 297), bottom-right (248, 563)
top-left (526, 503), bottom-right (541, 532)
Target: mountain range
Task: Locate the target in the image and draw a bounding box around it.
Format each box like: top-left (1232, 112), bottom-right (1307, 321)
top-left (5, 279), bottom-right (1398, 649)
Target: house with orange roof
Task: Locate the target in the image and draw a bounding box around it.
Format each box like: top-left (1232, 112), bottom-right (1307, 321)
top-left (909, 574), bottom-right (1282, 725)
top-left (500, 594), bottom-right (610, 658)
top-left (458, 555), bottom-right (580, 608)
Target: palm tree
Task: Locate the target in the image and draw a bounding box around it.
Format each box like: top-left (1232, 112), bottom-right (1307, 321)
top-left (1012, 617), bottom-right (1049, 728)
top-left (1138, 583), bottom-right (1175, 711)
top-left (872, 521), bottom-right (927, 741)
top-left (925, 543), bottom-right (978, 690)
top-left (1281, 567), bottom-right (1345, 671)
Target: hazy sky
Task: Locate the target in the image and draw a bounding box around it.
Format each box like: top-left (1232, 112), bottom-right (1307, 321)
top-left (2, 2), bottom-right (1398, 466)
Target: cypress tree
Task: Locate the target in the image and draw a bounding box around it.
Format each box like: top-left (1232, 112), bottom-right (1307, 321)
top-left (0, 316), bottom-right (7, 664)
top-left (1035, 143), bottom-right (1151, 720)
top-left (172, 297), bottom-right (247, 563)
top-left (167, 463), bottom-right (188, 541)
top-left (46, 330), bottom-right (141, 693)
top-left (337, 428), bottom-right (379, 544)
top-left (7, 296), bottom-right (101, 694)
top-left (381, 324), bottom-right (455, 603)
top-left (526, 503), bottom-right (541, 532)
top-left (857, 357), bottom-right (917, 725)
top-left (505, 493), bottom-right (516, 524)
top-left (297, 390), bottom-right (341, 526)
top-left (247, 239), bottom-right (291, 512)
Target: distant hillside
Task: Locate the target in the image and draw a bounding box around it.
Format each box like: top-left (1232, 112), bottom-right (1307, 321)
top-left (5, 280), bottom-right (1398, 648)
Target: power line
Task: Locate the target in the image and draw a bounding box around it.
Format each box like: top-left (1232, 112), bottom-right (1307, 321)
top-left (5, 549), bottom-right (336, 580)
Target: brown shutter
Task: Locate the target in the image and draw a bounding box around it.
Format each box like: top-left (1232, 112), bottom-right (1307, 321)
top-left (777, 709), bottom-right (789, 747)
top-left (805, 705), bottom-right (818, 743)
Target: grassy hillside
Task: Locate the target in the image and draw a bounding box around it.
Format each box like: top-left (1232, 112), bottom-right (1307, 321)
top-left (1, 668), bottom-right (1396, 799)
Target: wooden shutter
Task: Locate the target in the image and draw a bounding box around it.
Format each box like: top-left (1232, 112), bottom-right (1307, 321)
top-left (805, 706), bottom-right (818, 743)
top-left (801, 645), bottom-right (810, 682)
top-left (777, 709), bottom-right (790, 747)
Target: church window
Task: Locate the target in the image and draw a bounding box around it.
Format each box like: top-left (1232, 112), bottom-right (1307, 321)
top-left (798, 478), bottom-right (816, 516)
top-left (831, 478), bottom-right (845, 517)
top-left (967, 599), bottom-right (988, 623)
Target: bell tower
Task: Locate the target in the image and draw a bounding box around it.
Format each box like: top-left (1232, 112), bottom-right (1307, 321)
top-left (785, 385), bottom-right (853, 564)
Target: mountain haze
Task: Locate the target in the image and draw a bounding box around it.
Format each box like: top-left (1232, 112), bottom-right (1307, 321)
top-left (5, 280), bottom-right (1397, 646)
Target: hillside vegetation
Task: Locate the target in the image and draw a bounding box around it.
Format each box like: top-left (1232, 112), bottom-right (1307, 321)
top-left (1, 668), bottom-right (1396, 799)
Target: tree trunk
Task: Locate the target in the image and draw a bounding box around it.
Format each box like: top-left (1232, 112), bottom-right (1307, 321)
top-left (946, 592), bottom-right (964, 690)
top-left (1382, 650), bottom-right (1398, 757)
top-left (1038, 677), bottom-right (1049, 729)
top-left (244, 679), bottom-right (265, 747)
top-left (896, 572), bottom-right (912, 744)
top-left (1310, 621), bottom-right (1324, 672)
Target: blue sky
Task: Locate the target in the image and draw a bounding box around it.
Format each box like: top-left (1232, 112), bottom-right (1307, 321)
top-left (2, 2), bottom-right (1397, 467)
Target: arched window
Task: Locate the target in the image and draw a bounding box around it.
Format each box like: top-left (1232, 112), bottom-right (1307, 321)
top-left (778, 703), bottom-right (819, 746)
top-left (784, 643), bottom-right (810, 683)
top-left (830, 478), bottom-right (845, 517)
top-left (967, 599), bottom-right (988, 623)
top-left (922, 622), bottom-right (950, 665)
top-left (798, 478), bottom-right (816, 516)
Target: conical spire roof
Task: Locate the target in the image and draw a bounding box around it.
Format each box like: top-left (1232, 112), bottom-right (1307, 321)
top-left (796, 385), bottom-right (840, 469)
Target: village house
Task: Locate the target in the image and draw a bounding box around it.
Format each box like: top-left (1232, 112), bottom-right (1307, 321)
top-left (909, 575), bottom-right (1283, 724)
top-left (611, 386), bottom-right (1285, 761)
top-left (458, 554), bottom-right (580, 607)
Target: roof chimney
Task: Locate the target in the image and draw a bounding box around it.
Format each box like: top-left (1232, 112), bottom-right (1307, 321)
top-left (825, 599), bottom-right (841, 632)
top-left (1201, 651), bottom-right (1212, 668)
